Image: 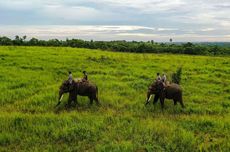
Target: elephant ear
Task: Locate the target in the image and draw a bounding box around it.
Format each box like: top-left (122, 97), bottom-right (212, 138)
top-left (149, 85), bottom-right (155, 92)
top-left (63, 80), bottom-right (72, 90)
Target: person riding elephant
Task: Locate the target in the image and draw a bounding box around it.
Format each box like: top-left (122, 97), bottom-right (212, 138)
top-left (156, 73), bottom-right (161, 81)
top-left (68, 71), bottom-right (73, 84)
top-left (82, 71), bottom-right (88, 82)
top-left (146, 81), bottom-right (185, 109)
top-left (56, 79), bottom-right (99, 108)
top-left (162, 74), bottom-right (167, 84)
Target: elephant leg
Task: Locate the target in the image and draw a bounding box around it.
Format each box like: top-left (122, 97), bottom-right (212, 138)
top-left (66, 95), bottom-right (72, 108)
top-left (160, 97), bottom-right (165, 110)
top-left (92, 93), bottom-right (99, 105)
top-left (173, 99), bottom-right (177, 106)
top-left (66, 92), bottom-right (76, 108)
top-left (94, 97), bottom-right (100, 105)
top-left (73, 95), bottom-right (78, 107)
top-left (153, 94), bottom-right (159, 105)
top-left (179, 100), bottom-right (185, 108)
top-left (89, 96), bottom-right (93, 105)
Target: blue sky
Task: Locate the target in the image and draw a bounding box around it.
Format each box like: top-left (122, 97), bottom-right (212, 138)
top-left (0, 0), bottom-right (230, 41)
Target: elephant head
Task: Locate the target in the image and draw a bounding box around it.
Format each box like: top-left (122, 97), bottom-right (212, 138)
top-left (149, 81), bottom-right (164, 94)
top-left (145, 81), bottom-right (164, 105)
top-left (56, 80), bottom-right (71, 107)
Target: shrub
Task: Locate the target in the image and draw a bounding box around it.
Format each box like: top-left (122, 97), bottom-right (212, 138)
top-left (172, 67), bottom-right (182, 84)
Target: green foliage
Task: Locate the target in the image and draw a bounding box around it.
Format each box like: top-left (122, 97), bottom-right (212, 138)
top-left (0, 36), bottom-right (230, 55)
top-left (172, 67), bottom-right (182, 84)
top-left (0, 46), bottom-right (229, 151)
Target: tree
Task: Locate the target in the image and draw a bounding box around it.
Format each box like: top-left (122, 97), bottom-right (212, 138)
top-left (183, 42), bottom-right (193, 47)
top-left (172, 67), bottom-right (182, 84)
top-left (23, 35), bottom-right (27, 41)
top-left (212, 46), bottom-right (220, 55)
top-left (0, 36), bottom-right (12, 45)
top-left (15, 35), bottom-right (20, 41)
top-left (0, 35), bottom-right (229, 56)
top-left (47, 39), bottom-right (61, 46)
top-left (29, 38), bottom-right (39, 45)
top-left (13, 35), bottom-right (23, 45)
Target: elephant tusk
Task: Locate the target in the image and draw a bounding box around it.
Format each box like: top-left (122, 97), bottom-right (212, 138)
top-left (59, 95), bottom-right (64, 101)
top-left (148, 95), bottom-right (152, 102)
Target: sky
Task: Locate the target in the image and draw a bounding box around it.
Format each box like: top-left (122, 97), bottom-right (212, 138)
top-left (0, 0), bottom-right (230, 42)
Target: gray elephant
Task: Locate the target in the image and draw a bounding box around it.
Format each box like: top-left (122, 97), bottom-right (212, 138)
top-left (145, 81), bottom-right (185, 109)
top-left (56, 80), bottom-right (99, 107)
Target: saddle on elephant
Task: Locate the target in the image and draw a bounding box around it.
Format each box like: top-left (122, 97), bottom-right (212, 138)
top-left (74, 78), bottom-right (89, 83)
top-left (149, 80), bottom-right (169, 92)
top-left (73, 78), bottom-right (92, 89)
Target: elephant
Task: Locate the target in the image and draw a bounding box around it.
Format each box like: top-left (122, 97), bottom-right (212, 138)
top-left (145, 81), bottom-right (185, 109)
top-left (56, 80), bottom-right (100, 107)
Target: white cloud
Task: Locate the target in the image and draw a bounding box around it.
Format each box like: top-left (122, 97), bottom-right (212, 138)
top-left (157, 28), bottom-right (178, 31)
top-left (0, 25), bottom-right (155, 37)
top-left (201, 28), bottom-right (215, 32)
top-left (42, 5), bottom-right (103, 21)
top-left (92, 0), bottom-right (185, 12)
top-left (0, 0), bottom-right (230, 41)
top-left (219, 21), bottom-right (230, 27)
top-left (0, 25), bottom-right (230, 42)
top-left (0, 0), bottom-right (42, 10)
top-left (117, 33), bottom-right (158, 37)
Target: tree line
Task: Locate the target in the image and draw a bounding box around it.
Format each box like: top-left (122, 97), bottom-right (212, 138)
top-left (0, 35), bottom-right (229, 55)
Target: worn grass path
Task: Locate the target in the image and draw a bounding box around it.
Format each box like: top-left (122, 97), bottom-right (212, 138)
top-left (0, 46), bottom-right (229, 151)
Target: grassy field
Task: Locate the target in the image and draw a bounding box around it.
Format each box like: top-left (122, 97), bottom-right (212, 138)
top-left (0, 46), bottom-right (229, 151)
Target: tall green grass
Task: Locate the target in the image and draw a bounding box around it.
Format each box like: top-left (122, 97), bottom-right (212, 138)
top-left (0, 46), bottom-right (229, 151)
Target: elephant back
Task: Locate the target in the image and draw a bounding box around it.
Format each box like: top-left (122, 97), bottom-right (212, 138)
top-left (165, 83), bottom-right (182, 94)
top-left (75, 81), bottom-right (97, 95)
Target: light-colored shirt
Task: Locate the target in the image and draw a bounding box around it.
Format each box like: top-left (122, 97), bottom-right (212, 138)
top-left (68, 74), bottom-right (73, 83)
top-left (83, 74), bottom-right (88, 80)
top-left (157, 75), bottom-right (161, 81)
top-left (162, 75), bottom-right (166, 82)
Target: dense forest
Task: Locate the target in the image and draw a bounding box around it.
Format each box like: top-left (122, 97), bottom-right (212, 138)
top-left (0, 35), bottom-right (229, 55)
